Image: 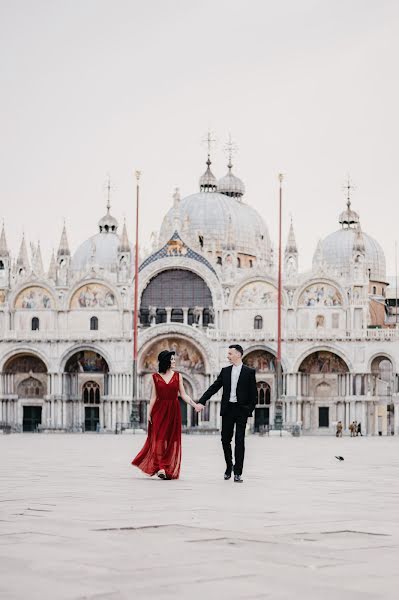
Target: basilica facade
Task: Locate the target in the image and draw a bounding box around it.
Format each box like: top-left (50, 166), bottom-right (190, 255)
top-left (0, 152), bottom-right (398, 435)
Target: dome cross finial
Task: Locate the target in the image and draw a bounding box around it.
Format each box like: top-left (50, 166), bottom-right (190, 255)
top-left (203, 129), bottom-right (216, 163)
top-left (224, 133), bottom-right (238, 171)
top-left (199, 130), bottom-right (218, 192)
top-left (105, 174), bottom-right (112, 213)
top-left (343, 174), bottom-right (355, 211)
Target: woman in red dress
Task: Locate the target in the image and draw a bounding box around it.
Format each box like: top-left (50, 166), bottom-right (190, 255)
top-left (132, 350), bottom-right (201, 480)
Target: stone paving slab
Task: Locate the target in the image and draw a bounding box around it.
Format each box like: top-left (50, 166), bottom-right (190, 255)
top-left (0, 434), bottom-right (398, 599)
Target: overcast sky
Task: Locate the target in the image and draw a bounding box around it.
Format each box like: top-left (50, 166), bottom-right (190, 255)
top-left (0, 0), bottom-right (398, 275)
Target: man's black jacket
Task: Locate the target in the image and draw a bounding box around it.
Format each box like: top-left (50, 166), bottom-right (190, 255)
top-left (198, 364), bottom-right (257, 417)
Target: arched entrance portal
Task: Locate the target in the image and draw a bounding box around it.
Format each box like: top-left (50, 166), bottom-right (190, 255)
top-left (3, 354), bottom-right (47, 432)
top-left (299, 351), bottom-right (349, 431)
top-left (64, 350), bottom-right (109, 432)
top-left (243, 349), bottom-right (278, 429)
top-left (371, 356), bottom-right (394, 435)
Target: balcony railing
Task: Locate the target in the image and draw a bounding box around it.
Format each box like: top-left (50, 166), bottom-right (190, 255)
top-left (206, 328), bottom-right (399, 342)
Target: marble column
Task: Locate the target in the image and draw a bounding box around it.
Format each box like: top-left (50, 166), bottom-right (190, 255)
top-left (361, 401), bottom-right (367, 434)
top-left (374, 402), bottom-right (379, 436)
top-left (394, 402), bottom-right (399, 436)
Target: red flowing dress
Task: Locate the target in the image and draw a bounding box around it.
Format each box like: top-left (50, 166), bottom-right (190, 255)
top-left (131, 371), bottom-right (182, 479)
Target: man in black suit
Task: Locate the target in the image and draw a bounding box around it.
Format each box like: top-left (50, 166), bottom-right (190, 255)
top-left (197, 344), bottom-right (257, 483)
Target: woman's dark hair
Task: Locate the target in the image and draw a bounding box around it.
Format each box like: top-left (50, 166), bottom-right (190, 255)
top-left (158, 351), bottom-right (175, 373)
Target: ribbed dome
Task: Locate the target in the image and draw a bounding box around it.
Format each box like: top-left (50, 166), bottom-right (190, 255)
top-left (199, 156), bottom-right (218, 192)
top-left (72, 232), bottom-right (121, 271)
top-left (218, 164), bottom-right (245, 198)
top-left (160, 191), bottom-right (271, 258)
top-left (98, 210), bottom-right (118, 233)
top-left (313, 204), bottom-right (386, 282)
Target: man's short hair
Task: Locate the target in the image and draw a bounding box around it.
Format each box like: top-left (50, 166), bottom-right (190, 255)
top-left (229, 344), bottom-right (244, 356)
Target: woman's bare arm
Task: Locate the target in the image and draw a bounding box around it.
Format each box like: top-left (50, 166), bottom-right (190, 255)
top-left (148, 378), bottom-right (157, 423)
top-left (178, 374), bottom-right (201, 411)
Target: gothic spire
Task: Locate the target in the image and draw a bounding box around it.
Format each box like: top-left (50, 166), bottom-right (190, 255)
top-left (285, 218), bottom-right (298, 255)
top-left (33, 241), bottom-right (44, 275)
top-left (0, 222), bottom-right (8, 256)
top-left (17, 233), bottom-right (30, 268)
top-left (58, 222), bottom-right (70, 257)
top-left (48, 250), bottom-right (57, 281)
top-left (118, 218), bottom-right (130, 252)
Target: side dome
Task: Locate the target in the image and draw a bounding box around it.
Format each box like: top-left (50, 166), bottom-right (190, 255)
top-left (72, 232), bottom-right (121, 272)
top-left (71, 203), bottom-right (131, 272)
top-left (313, 201), bottom-right (386, 281)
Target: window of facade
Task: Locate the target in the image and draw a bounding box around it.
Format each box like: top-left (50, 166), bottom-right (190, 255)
top-left (216, 256), bottom-right (222, 265)
top-left (372, 286), bottom-right (377, 294)
top-left (0, 260), bottom-right (4, 270)
top-left (254, 315), bottom-right (263, 330)
top-left (237, 257), bottom-right (241, 268)
top-left (82, 381), bottom-right (100, 404)
top-left (31, 317), bottom-right (40, 331)
top-left (90, 316), bottom-right (98, 330)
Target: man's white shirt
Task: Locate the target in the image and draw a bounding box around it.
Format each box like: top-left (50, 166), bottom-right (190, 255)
top-left (229, 362), bottom-right (243, 403)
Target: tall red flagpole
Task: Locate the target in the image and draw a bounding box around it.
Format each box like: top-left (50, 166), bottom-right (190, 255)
top-left (132, 170), bottom-right (141, 424)
top-left (276, 174), bottom-right (283, 421)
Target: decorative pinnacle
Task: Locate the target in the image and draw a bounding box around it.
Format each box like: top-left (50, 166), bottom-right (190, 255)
top-left (135, 170), bottom-right (141, 182)
top-left (279, 173), bottom-right (284, 184)
top-left (104, 174), bottom-right (113, 213)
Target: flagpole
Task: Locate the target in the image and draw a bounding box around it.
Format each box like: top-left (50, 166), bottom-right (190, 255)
top-left (131, 170), bottom-right (141, 426)
top-left (276, 174), bottom-right (283, 426)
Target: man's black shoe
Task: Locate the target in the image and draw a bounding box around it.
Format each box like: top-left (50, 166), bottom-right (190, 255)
top-left (234, 474), bottom-right (243, 483)
top-left (224, 467), bottom-right (233, 480)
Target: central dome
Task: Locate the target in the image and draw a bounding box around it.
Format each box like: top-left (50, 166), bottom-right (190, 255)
top-left (160, 191), bottom-right (271, 259)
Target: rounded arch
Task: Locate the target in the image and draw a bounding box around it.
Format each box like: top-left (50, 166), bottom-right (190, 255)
top-left (11, 283), bottom-right (57, 311)
top-left (60, 344), bottom-right (113, 373)
top-left (0, 347), bottom-right (50, 372)
top-left (242, 344), bottom-right (288, 374)
top-left (139, 323), bottom-right (217, 373)
top-left (140, 267), bottom-right (214, 314)
top-left (66, 280), bottom-right (121, 310)
top-left (3, 352), bottom-right (48, 374)
top-left (139, 334), bottom-right (208, 376)
top-left (293, 345), bottom-right (352, 373)
top-left (298, 350), bottom-right (350, 374)
top-left (294, 278), bottom-right (347, 309)
top-left (231, 277), bottom-right (288, 309)
top-left (139, 259), bottom-right (221, 308)
top-left (367, 352), bottom-right (396, 373)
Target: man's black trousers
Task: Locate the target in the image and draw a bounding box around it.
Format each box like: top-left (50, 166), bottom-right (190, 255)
top-left (221, 403), bottom-right (248, 476)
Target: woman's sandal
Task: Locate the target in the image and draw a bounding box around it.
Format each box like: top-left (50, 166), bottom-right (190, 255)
top-left (157, 469), bottom-right (166, 480)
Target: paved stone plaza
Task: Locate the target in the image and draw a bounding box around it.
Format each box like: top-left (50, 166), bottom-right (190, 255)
top-left (1, 433), bottom-right (399, 599)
